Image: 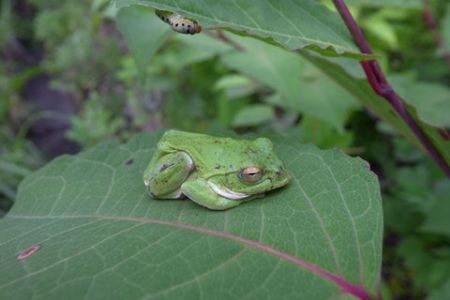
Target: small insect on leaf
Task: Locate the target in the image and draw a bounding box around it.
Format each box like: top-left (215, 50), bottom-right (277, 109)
top-left (155, 10), bottom-right (201, 35)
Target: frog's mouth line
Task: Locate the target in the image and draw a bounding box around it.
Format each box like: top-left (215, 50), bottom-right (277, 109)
top-left (207, 181), bottom-right (249, 200)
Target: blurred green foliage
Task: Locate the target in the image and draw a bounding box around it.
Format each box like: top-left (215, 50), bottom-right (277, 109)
top-left (66, 93), bottom-right (125, 148)
top-left (0, 0), bottom-right (449, 299)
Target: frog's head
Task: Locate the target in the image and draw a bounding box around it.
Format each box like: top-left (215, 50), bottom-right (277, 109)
top-left (206, 137), bottom-right (291, 200)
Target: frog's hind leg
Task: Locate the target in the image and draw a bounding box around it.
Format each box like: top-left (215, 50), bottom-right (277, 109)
top-left (181, 179), bottom-right (244, 210)
top-left (144, 151), bottom-right (194, 199)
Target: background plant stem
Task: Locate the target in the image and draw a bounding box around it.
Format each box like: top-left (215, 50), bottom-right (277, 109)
top-left (332, 0), bottom-right (450, 178)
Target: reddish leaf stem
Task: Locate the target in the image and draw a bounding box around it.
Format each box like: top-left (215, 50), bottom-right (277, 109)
top-left (100, 215), bottom-right (373, 300)
top-left (332, 0), bottom-right (450, 178)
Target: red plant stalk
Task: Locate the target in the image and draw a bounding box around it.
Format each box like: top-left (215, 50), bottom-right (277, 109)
top-left (332, 0), bottom-right (450, 178)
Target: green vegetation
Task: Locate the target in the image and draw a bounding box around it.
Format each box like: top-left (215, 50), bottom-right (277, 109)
top-left (0, 0), bottom-right (449, 299)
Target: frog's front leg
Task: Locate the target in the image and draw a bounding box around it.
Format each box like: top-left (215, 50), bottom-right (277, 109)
top-left (144, 151), bottom-right (194, 199)
top-left (181, 178), bottom-right (244, 210)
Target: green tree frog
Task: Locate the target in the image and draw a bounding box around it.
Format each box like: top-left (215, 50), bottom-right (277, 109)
top-left (143, 130), bottom-right (291, 210)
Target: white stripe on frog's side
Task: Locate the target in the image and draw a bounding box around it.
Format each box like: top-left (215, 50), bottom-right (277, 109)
top-left (207, 181), bottom-right (249, 200)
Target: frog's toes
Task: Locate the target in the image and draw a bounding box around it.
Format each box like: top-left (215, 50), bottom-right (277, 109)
top-left (145, 151), bottom-right (194, 199)
top-left (149, 188), bottom-right (184, 200)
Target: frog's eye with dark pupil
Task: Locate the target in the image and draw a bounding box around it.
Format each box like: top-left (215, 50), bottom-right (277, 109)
top-left (240, 167), bottom-right (264, 183)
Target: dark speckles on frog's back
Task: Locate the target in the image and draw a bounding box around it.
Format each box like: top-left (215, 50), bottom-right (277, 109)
top-left (158, 130), bottom-right (278, 178)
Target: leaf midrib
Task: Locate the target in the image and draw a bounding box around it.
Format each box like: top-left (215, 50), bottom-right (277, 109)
top-left (4, 214), bottom-right (372, 300)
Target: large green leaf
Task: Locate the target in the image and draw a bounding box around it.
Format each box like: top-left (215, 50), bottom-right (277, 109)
top-left (0, 131), bottom-right (383, 299)
top-left (114, 0), bottom-right (369, 59)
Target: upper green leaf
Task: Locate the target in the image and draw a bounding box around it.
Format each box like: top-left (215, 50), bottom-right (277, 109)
top-left (0, 131), bottom-right (383, 299)
top-left (114, 0), bottom-right (369, 59)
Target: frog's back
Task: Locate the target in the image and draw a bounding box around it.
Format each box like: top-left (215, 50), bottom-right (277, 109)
top-left (160, 130), bottom-right (241, 158)
top-left (159, 130), bottom-right (268, 176)
top-left (160, 130), bottom-right (216, 149)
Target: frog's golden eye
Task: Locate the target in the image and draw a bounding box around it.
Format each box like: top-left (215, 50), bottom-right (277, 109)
top-left (240, 167), bottom-right (264, 183)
